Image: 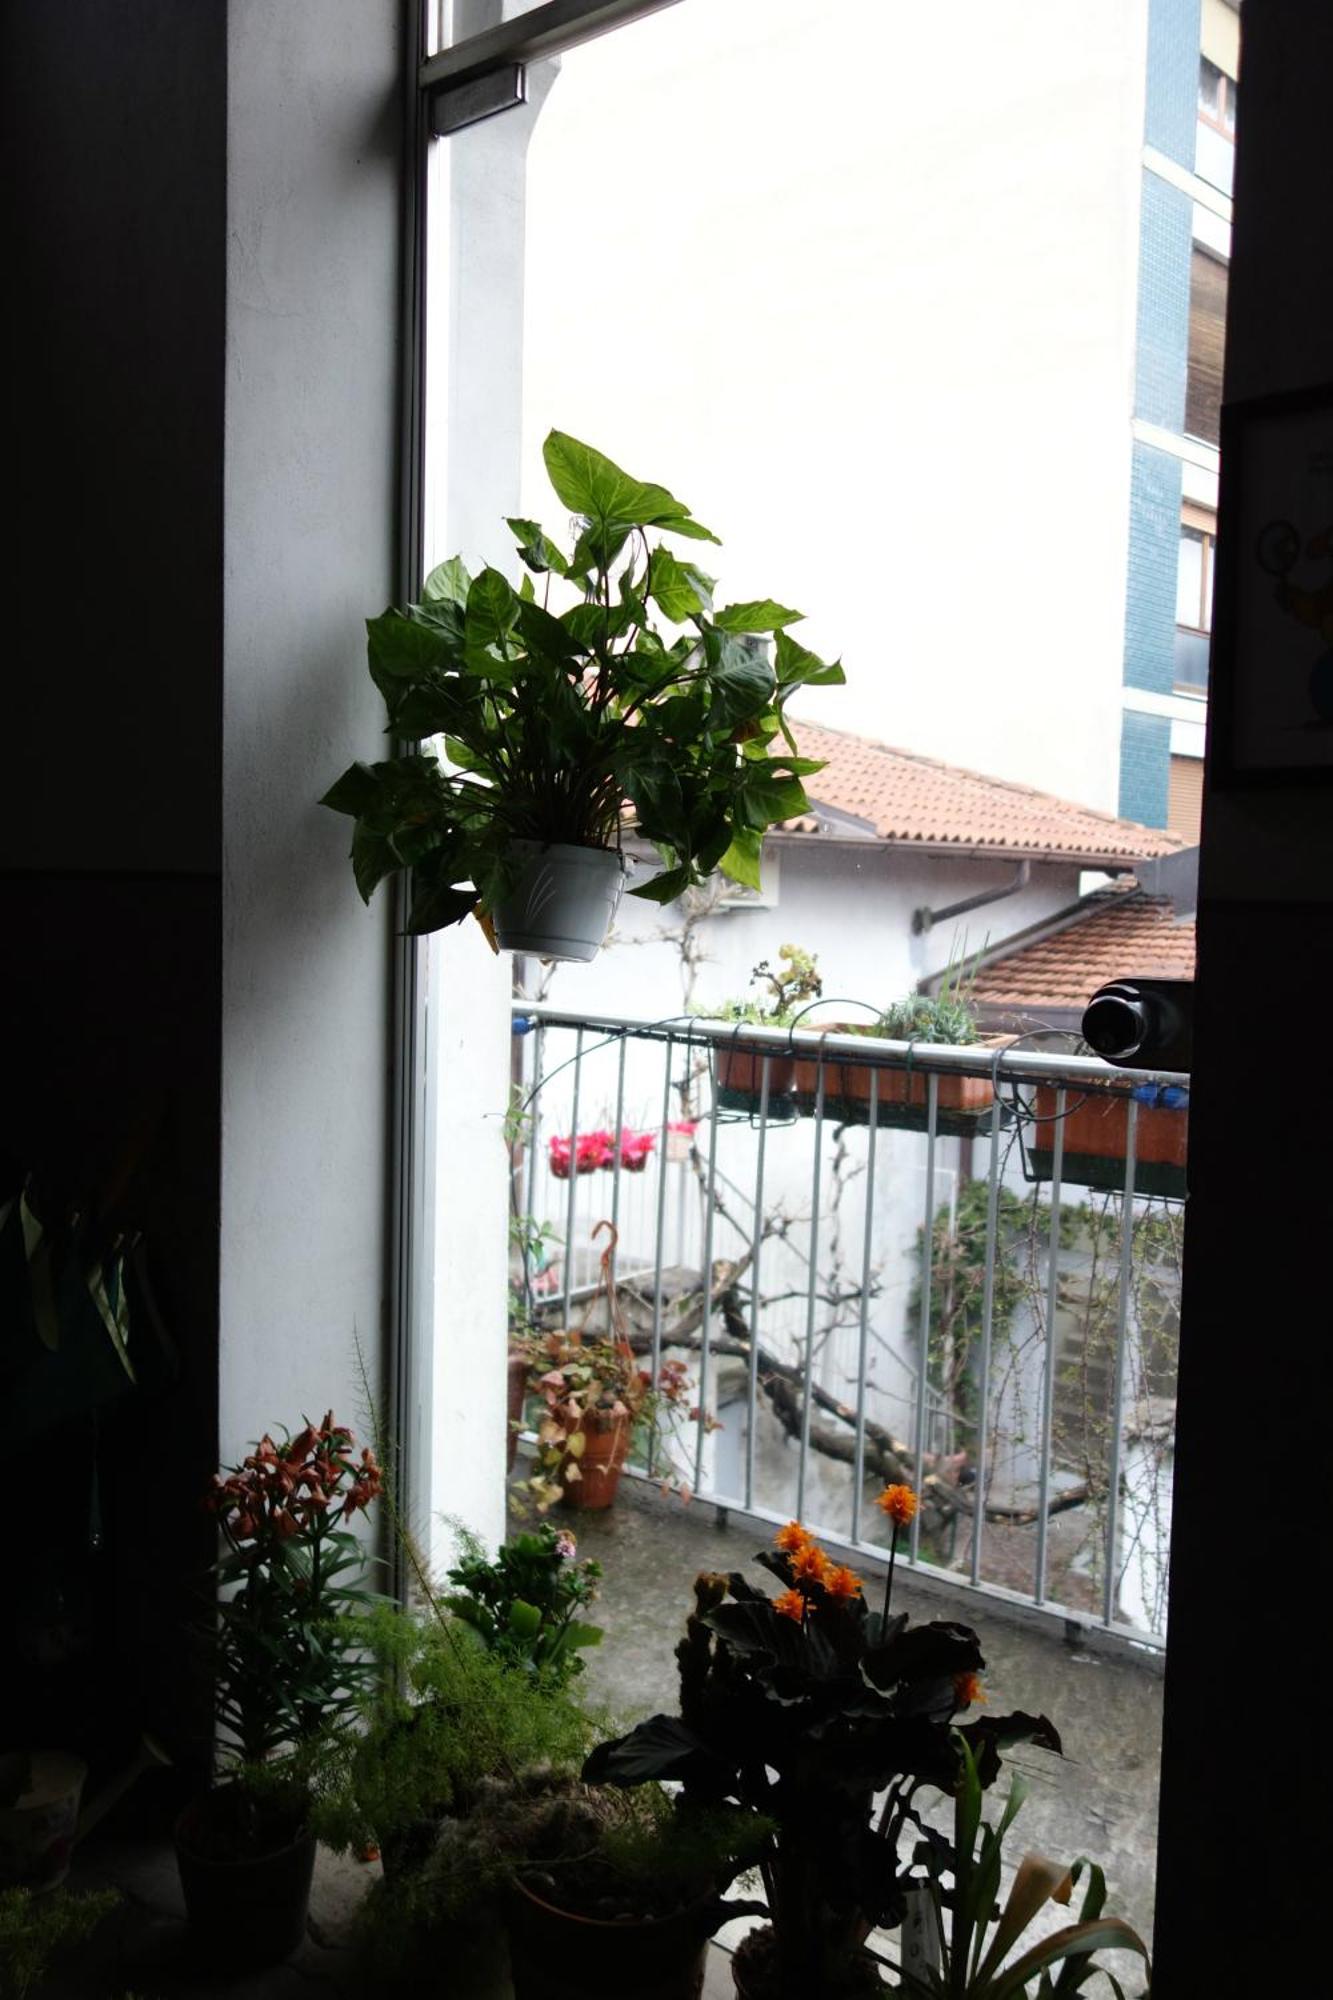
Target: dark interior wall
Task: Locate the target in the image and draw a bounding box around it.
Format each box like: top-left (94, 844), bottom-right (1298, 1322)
top-left (1, 2), bottom-right (227, 1776)
top-left (1155, 3), bottom-right (1333, 1991)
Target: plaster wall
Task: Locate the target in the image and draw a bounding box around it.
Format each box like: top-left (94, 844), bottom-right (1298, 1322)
top-left (512, 0), bottom-right (1150, 815)
top-left (220, 1), bottom-right (401, 1460)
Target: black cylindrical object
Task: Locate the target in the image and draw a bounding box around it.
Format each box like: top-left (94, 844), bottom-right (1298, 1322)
top-left (1081, 978), bottom-right (1192, 1073)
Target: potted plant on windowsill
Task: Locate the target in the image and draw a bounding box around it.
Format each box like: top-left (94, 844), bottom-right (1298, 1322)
top-left (583, 1494), bottom-right (1062, 2000)
top-left (175, 1413), bottom-right (383, 1971)
top-left (322, 432), bottom-right (844, 963)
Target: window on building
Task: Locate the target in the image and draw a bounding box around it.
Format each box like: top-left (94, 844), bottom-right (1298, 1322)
top-left (1197, 56), bottom-right (1237, 136)
top-left (1168, 752), bottom-right (1204, 843)
top-left (1174, 505), bottom-right (1215, 691)
top-left (1185, 247), bottom-right (1227, 445)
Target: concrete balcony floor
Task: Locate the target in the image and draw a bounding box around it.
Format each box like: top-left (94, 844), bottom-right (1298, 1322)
top-left (43, 1475), bottom-right (1160, 1997)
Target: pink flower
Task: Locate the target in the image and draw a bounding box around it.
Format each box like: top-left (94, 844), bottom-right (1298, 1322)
top-left (554, 1530), bottom-right (578, 1560)
top-left (576, 1131), bottom-right (614, 1172)
top-left (548, 1136), bottom-right (573, 1179)
top-left (617, 1129), bottom-right (656, 1172)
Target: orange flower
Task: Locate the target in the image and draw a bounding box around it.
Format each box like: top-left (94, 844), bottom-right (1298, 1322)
top-left (773, 1589), bottom-right (806, 1622)
top-left (792, 1543), bottom-right (832, 1587)
top-left (823, 1564), bottom-right (864, 1599)
top-left (774, 1520), bottom-right (814, 1554)
top-left (953, 1671), bottom-right (986, 1710)
top-left (876, 1483), bottom-right (918, 1527)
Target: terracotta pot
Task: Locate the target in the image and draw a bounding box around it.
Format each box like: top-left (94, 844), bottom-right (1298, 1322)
top-left (1030, 1083), bottom-right (1188, 1199)
top-left (174, 1792), bottom-right (315, 1969)
top-left (730, 1924), bottom-right (885, 1998)
top-left (559, 1408), bottom-right (631, 1511)
top-left (507, 1347), bottom-right (529, 1473)
top-left (716, 1041), bottom-right (795, 1114)
top-left (506, 1875), bottom-right (714, 2000)
top-left (790, 1029), bottom-right (1003, 1136)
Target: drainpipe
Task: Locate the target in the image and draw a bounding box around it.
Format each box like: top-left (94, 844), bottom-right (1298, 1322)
top-left (911, 859), bottom-right (1031, 935)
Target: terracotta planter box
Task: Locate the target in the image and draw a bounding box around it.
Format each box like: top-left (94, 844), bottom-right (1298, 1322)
top-left (1029, 1083), bottom-right (1188, 1200)
top-left (715, 1041), bottom-right (795, 1116)
top-left (790, 1030), bottom-right (1004, 1137)
top-left (506, 1876), bottom-right (713, 2000)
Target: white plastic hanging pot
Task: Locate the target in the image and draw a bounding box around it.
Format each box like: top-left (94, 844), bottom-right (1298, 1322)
top-left (493, 842), bottom-right (629, 962)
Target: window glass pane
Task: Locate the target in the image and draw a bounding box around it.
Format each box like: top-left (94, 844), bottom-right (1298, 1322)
top-left (1186, 248), bottom-right (1227, 442)
top-left (1176, 527), bottom-right (1205, 627)
top-left (1198, 56), bottom-right (1223, 116)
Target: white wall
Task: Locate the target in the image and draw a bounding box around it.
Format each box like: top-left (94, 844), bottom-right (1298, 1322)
top-left (220, 2), bottom-right (401, 1462)
top-left (513, 0), bottom-right (1149, 815)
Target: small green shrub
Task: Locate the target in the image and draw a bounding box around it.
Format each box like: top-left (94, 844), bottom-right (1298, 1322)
top-left (0, 1886), bottom-right (118, 2000)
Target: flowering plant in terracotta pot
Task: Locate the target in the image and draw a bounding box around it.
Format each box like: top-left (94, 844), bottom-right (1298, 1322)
top-left (583, 1486), bottom-right (1061, 2000)
top-left (513, 1324), bottom-right (694, 1512)
top-left (176, 1413), bottom-right (383, 1967)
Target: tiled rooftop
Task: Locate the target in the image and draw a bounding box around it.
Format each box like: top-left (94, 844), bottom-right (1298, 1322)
top-left (969, 886), bottom-right (1196, 1010)
top-left (786, 721), bottom-right (1187, 867)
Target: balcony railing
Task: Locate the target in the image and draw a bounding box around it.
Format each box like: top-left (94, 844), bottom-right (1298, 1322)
top-left (509, 1004), bottom-right (1188, 1654)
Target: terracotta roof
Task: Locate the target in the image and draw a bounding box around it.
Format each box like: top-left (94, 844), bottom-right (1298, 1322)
top-left (967, 887), bottom-right (1196, 1012)
top-left (786, 721), bottom-right (1186, 866)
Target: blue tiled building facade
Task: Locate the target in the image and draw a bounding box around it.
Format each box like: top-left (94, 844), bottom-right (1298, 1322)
top-left (1118, 0), bottom-right (1207, 828)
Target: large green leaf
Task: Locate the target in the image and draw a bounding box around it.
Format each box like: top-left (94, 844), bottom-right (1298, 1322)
top-left (516, 597), bottom-right (587, 661)
top-left (630, 863), bottom-right (693, 904)
top-left (506, 517), bottom-right (569, 577)
top-left (420, 555), bottom-right (472, 606)
top-left (737, 770), bottom-right (809, 829)
top-left (647, 546), bottom-right (708, 622)
top-left (465, 568), bottom-right (519, 655)
top-left (713, 599), bottom-right (804, 634)
top-left (775, 628), bottom-right (847, 688)
top-left (321, 761), bottom-right (386, 818)
top-left (718, 826), bottom-right (764, 890)
top-left (543, 430), bottom-right (720, 548)
top-left (366, 609), bottom-right (453, 689)
top-left (704, 629), bottom-right (777, 718)
top-left (405, 877), bottom-right (478, 936)
top-left (349, 824), bottom-right (399, 902)
top-left (987, 1918), bottom-right (1149, 1999)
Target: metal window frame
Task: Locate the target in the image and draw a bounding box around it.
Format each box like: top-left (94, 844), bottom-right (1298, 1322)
top-left (420, 0), bottom-right (686, 133)
top-left (389, 0), bottom-right (685, 1584)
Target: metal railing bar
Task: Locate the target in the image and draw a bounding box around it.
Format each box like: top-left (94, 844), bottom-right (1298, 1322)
top-left (646, 1032), bottom-right (675, 1479)
top-left (693, 1074), bottom-right (721, 1494)
top-left (744, 1056), bottom-right (772, 1513)
top-left (608, 1030), bottom-right (628, 1260)
top-left (509, 1003), bottom-right (1188, 1089)
top-left (909, 1071), bottom-right (939, 1565)
top-left (559, 1026), bottom-right (583, 1333)
top-left (1035, 1087), bottom-right (1066, 1606)
top-left (1103, 1097), bottom-right (1139, 1627)
top-left (969, 1102), bottom-right (1004, 1588)
top-left (795, 1059), bottom-right (826, 1524)
top-left (850, 1070), bottom-right (879, 1545)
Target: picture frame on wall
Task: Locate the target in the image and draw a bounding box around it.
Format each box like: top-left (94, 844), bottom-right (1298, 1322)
top-left (1210, 383), bottom-right (1333, 784)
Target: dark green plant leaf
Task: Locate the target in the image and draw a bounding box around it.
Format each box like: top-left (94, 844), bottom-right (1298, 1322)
top-left (405, 877), bottom-right (477, 936)
top-left (350, 824), bottom-right (398, 903)
top-left (367, 609), bottom-right (453, 689)
top-left (516, 598), bottom-right (587, 661)
top-left (321, 761), bottom-right (385, 818)
top-left (506, 517), bottom-right (569, 576)
top-left (862, 1621), bottom-right (984, 1692)
top-left (582, 1714), bottom-right (723, 1788)
top-left (465, 568), bottom-right (519, 655)
top-left (774, 628), bottom-right (846, 688)
top-left (630, 863), bottom-right (693, 904)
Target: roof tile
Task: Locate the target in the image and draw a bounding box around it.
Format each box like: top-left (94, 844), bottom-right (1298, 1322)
top-left (790, 722), bottom-right (1186, 865)
top-left (970, 889), bottom-right (1196, 1011)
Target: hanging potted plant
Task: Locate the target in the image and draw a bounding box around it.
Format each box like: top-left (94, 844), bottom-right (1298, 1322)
top-left (175, 1413), bottom-right (383, 1971)
top-left (322, 432), bottom-right (844, 962)
top-left (1028, 1080), bottom-right (1188, 1200)
top-left (583, 1495), bottom-right (1062, 2000)
top-left (708, 946), bottom-right (823, 1115)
